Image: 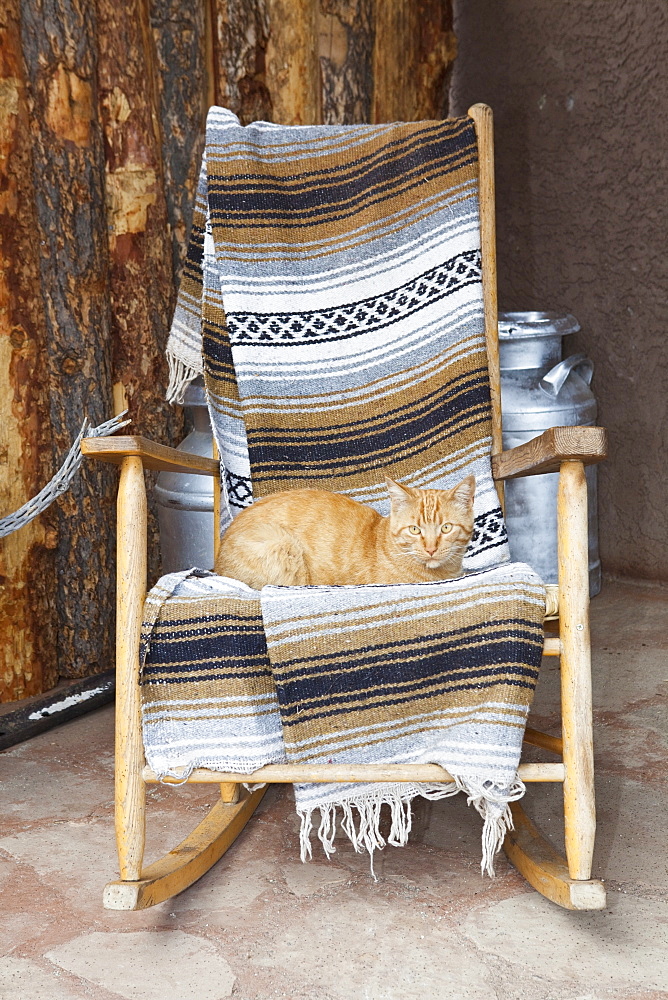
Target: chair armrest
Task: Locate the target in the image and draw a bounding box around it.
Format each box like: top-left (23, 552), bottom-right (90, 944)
top-left (491, 426), bottom-right (607, 481)
top-left (81, 435), bottom-right (220, 477)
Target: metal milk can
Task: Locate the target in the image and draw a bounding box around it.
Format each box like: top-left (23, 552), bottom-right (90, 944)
top-left (155, 378), bottom-right (215, 573)
top-left (499, 311), bottom-right (601, 596)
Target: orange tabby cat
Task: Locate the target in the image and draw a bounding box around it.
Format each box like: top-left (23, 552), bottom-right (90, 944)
top-left (214, 475), bottom-right (475, 589)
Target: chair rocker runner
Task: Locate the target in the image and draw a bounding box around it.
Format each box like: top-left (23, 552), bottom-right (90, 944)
top-left (83, 104), bottom-right (607, 912)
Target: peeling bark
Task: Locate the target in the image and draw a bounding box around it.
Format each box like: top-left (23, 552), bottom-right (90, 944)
top-left (211, 0), bottom-right (321, 125)
top-left (373, 0), bottom-right (456, 122)
top-left (210, 0), bottom-right (273, 123)
top-left (0, 1), bottom-right (58, 701)
top-left (19, 0), bottom-right (116, 680)
top-left (319, 0), bottom-right (374, 124)
top-left (97, 0), bottom-right (183, 582)
top-left (264, 0), bottom-right (321, 124)
top-left (150, 0), bottom-right (207, 285)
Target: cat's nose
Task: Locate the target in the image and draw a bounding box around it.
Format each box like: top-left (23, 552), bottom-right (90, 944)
top-left (425, 546), bottom-right (437, 556)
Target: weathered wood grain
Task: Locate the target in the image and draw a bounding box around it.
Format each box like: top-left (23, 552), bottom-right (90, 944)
top-left (19, 0), bottom-right (116, 680)
top-left (319, 0), bottom-right (374, 124)
top-left (372, 0), bottom-right (456, 122)
top-left (150, 0), bottom-right (207, 284)
top-left (492, 426), bottom-right (608, 481)
top-left (97, 0), bottom-right (184, 581)
top-left (0, 0), bottom-right (58, 699)
top-left (82, 435), bottom-right (219, 476)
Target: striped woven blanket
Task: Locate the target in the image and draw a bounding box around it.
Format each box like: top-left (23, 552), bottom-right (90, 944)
top-left (151, 108), bottom-right (546, 873)
top-left (141, 565), bottom-right (545, 875)
top-left (167, 107), bottom-right (509, 569)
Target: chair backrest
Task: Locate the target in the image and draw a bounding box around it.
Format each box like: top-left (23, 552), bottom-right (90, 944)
top-left (468, 104), bottom-right (502, 459)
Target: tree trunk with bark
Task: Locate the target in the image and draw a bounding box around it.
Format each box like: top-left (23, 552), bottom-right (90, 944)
top-left (0, 0), bottom-right (58, 700)
top-left (319, 0), bottom-right (374, 124)
top-left (19, 0), bottom-right (116, 680)
top-left (373, 0), bottom-right (457, 123)
top-left (210, 0), bottom-right (320, 124)
top-left (151, 0), bottom-right (207, 285)
top-left (97, 0), bottom-right (184, 582)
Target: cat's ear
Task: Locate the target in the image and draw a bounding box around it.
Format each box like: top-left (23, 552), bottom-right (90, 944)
top-left (385, 476), bottom-right (415, 510)
top-left (451, 474), bottom-right (476, 511)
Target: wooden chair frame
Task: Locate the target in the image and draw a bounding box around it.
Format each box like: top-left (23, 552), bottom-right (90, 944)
top-left (83, 104), bottom-right (607, 911)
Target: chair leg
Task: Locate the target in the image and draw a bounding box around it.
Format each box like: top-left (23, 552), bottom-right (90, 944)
top-left (558, 460), bottom-right (596, 880)
top-left (115, 456), bottom-right (148, 881)
top-left (107, 458), bottom-right (265, 909)
top-left (503, 459), bottom-right (605, 909)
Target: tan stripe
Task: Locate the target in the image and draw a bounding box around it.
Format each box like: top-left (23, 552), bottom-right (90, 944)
top-left (264, 582), bottom-right (545, 637)
top-left (207, 118), bottom-right (473, 180)
top-left (284, 708), bottom-right (528, 760)
top-left (281, 682), bottom-right (536, 744)
top-left (209, 182), bottom-right (477, 263)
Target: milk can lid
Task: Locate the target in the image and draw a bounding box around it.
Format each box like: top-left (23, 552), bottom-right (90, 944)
top-left (498, 311), bottom-right (580, 339)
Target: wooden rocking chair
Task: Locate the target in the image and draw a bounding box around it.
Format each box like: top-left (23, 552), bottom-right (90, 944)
top-left (83, 104), bottom-right (607, 912)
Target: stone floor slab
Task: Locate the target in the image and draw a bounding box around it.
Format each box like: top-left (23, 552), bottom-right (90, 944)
top-left (0, 956), bottom-right (86, 1000)
top-left (46, 931), bottom-right (236, 1000)
top-left (464, 890), bottom-right (668, 991)
top-left (249, 893), bottom-right (493, 1000)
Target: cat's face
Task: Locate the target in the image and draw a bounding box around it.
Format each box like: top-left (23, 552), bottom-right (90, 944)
top-left (385, 475), bottom-right (475, 571)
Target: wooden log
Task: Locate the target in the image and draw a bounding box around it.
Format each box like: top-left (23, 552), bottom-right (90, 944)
top-left (372, 0), bottom-right (456, 123)
top-left (210, 0), bottom-right (274, 123)
top-left (19, 0), bottom-right (116, 679)
top-left (264, 0), bottom-right (321, 124)
top-left (0, 0), bottom-right (58, 700)
top-left (150, 0), bottom-right (207, 284)
top-left (318, 0), bottom-right (374, 124)
top-left (211, 0), bottom-right (321, 125)
top-left (97, 0), bottom-right (184, 581)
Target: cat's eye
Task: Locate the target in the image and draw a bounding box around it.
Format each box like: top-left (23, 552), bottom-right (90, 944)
top-left (441, 523), bottom-right (453, 533)
top-left (407, 524), bottom-right (421, 535)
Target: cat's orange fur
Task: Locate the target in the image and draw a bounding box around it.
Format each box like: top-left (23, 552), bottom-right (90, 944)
top-left (214, 475), bottom-right (475, 589)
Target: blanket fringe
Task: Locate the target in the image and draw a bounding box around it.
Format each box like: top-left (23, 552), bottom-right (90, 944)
top-left (166, 351), bottom-right (201, 404)
top-left (297, 775), bottom-right (526, 878)
top-left (452, 774), bottom-right (526, 876)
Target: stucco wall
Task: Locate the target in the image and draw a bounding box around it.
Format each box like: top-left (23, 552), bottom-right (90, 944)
top-left (450, 0), bottom-right (668, 581)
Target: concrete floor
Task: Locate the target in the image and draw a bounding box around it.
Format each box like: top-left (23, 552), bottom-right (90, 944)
top-left (1, 579), bottom-right (666, 1000)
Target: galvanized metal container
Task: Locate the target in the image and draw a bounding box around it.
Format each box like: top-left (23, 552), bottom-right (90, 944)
top-left (155, 378), bottom-right (215, 573)
top-left (499, 311), bottom-right (601, 595)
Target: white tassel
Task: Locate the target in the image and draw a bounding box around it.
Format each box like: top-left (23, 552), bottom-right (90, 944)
top-left (294, 775), bottom-right (526, 879)
top-left (166, 352), bottom-right (201, 404)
